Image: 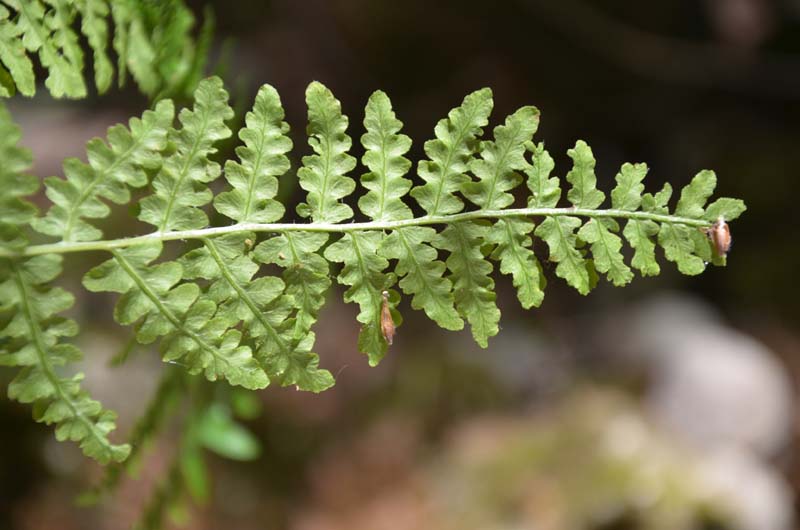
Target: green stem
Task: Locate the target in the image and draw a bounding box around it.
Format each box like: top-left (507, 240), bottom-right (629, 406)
top-left (1, 207), bottom-right (709, 258)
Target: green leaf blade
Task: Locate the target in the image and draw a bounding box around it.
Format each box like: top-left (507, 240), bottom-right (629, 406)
top-left (34, 99), bottom-right (175, 242)
top-left (433, 222), bottom-right (499, 347)
top-left (1, 257), bottom-right (129, 464)
top-left (325, 231), bottom-right (396, 365)
top-left (11, 0), bottom-right (86, 98)
top-left (84, 242), bottom-right (268, 390)
top-left (214, 84), bottom-right (292, 224)
top-left (464, 106), bottom-right (539, 210)
top-left (138, 77), bottom-right (233, 232)
top-left (525, 142), bottom-right (560, 208)
top-left (578, 218), bottom-right (633, 287)
top-left (358, 90), bottom-right (413, 221)
top-left (704, 197), bottom-right (746, 222)
top-left (254, 232), bottom-right (334, 392)
top-left (623, 219), bottom-right (660, 276)
top-left (487, 217), bottom-right (545, 309)
top-left (658, 223), bottom-right (706, 276)
top-left (411, 88), bottom-right (493, 216)
top-left (676, 170), bottom-right (716, 219)
top-left (380, 227), bottom-right (463, 332)
top-left (565, 140), bottom-right (605, 209)
top-left (610, 163), bottom-right (648, 211)
top-left (535, 216), bottom-right (591, 294)
top-left (75, 0), bottom-right (113, 93)
top-left (296, 81), bottom-right (357, 224)
top-left (0, 4), bottom-right (36, 96)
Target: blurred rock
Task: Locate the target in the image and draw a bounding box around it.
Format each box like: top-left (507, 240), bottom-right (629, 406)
top-left (597, 293), bottom-right (795, 530)
top-left (620, 293), bottom-right (793, 457)
top-left (290, 389), bottom-right (740, 530)
top-left (700, 447), bottom-right (794, 530)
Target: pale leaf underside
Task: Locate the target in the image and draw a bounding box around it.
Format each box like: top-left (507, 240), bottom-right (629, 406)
top-left (0, 77), bottom-right (745, 464)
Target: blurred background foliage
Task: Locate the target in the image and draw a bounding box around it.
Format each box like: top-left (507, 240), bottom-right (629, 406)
top-left (2, 0), bottom-right (799, 528)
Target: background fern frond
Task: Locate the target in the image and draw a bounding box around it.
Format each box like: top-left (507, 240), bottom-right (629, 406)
top-left (75, 0), bottom-right (113, 92)
top-left (0, 101), bottom-right (36, 246)
top-left (0, 0), bottom-right (208, 98)
top-left (0, 255), bottom-right (131, 463)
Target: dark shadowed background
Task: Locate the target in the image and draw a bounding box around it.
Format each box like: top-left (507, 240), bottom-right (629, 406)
top-left (2, 1), bottom-right (800, 529)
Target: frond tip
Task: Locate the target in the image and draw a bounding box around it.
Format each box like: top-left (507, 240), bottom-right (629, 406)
top-left (0, 78), bottom-right (746, 463)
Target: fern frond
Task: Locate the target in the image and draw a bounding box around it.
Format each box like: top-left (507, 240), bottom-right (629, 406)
top-left (0, 256), bottom-right (131, 463)
top-left (0, 4), bottom-right (35, 97)
top-left (465, 106), bottom-right (543, 309)
top-left (2, 79), bottom-right (747, 462)
top-left (0, 0), bottom-right (208, 98)
top-left (181, 233), bottom-right (331, 391)
top-left (3, 0), bottom-right (85, 97)
top-left (526, 142), bottom-right (560, 208)
top-left (487, 217), bottom-right (545, 309)
top-left (0, 102), bottom-right (36, 246)
top-left (75, 0), bottom-right (113, 92)
top-left (463, 106), bottom-right (539, 210)
top-left (251, 233), bottom-right (333, 391)
top-left (0, 102), bottom-right (128, 463)
top-left (610, 163), bottom-right (656, 277)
